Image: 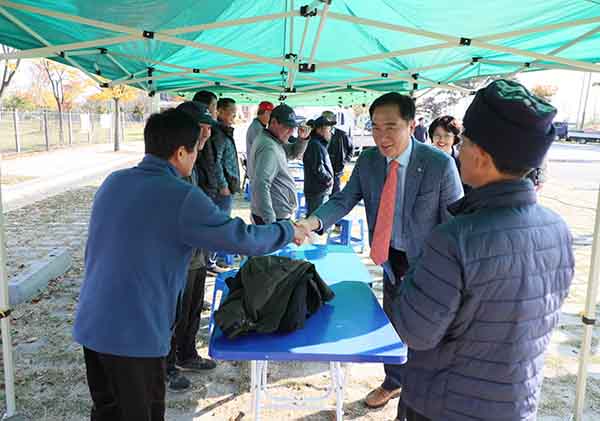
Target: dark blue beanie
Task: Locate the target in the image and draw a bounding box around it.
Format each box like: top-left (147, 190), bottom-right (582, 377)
top-left (462, 79), bottom-right (557, 168)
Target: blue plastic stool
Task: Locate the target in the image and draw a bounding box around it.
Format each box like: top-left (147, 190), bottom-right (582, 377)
top-left (295, 191), bottom-right (307, 219)
top-left (244, 182), bottom-right (252, 201)
top-left (216, 252), bottom-right (235, 266)
top-left (208, 270), bottom-right (234, 335)
top-left (326, 216), bottom-right (366, 253)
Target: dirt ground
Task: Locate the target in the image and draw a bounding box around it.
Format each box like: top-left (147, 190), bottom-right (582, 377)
top-left (0, 162), bottom-right (599, 420)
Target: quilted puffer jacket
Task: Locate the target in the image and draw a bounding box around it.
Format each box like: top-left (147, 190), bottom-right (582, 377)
top-left (391, 179), bottom-right (574, 420)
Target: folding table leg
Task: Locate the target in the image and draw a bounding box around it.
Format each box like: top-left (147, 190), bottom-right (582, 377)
top-left (331, 362), bottom-right (346, 421)
top-left (250, 361), bottom-right (259, 420)
top-left (251, 361), bottom-right (268, 421)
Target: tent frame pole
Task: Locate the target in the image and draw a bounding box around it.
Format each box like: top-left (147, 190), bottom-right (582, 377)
top-left (0, 5), bottom-right (103, 83)
top-left (0, 165), bottom-right (17, 418)
top-left (574, 187), bottom-right (600, 421)
top-left (306, 2), bottom-right (330, 66)
top-left (287, 7), bottom-right (313, 91)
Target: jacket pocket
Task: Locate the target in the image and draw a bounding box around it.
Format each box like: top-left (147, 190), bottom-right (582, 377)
top-left (413, 191), bottom-right (437, 221)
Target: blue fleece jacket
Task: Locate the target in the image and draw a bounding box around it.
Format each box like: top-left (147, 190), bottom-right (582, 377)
top-left (73, 154), bottom-right (294, 357)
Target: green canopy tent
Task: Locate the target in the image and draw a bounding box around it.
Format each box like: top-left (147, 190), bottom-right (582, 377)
top-left (0, 1), bottom-right (599, 419)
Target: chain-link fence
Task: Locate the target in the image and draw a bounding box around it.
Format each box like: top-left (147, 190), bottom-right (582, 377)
top-left (0, 109), bottom-right (146, 154)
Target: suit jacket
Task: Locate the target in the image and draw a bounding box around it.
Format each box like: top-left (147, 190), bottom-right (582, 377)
top-left (313, 139), bottom-right (463, 263)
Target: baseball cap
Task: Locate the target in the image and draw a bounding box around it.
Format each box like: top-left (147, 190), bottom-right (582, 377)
top-left (321, 110), bottom-right (337, 125)
top-left (176, 101), bottom-right (216, 126)
top-left (311, 115), bottom-right (337, 128)
top-left (258, 101), bottom-right (274, 112)
top-left (270, 104), bottom-right (304, 128)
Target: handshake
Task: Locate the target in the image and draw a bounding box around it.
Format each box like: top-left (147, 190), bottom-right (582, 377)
top-left (291, 216), bottom-right (321, 245)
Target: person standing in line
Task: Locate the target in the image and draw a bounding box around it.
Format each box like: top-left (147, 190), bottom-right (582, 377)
top-left (246, 101), bottom-right (274, 177)
top-left (164, 101), bottom-right (217, 393)
top-left (250, 104), bottom-right (311, 225)
top-left (322, 110), bottom-right (354, 196)
top-left (413, 117), bottom-right (428, 143)
top-left (303, 115), bottom-right (336, 215)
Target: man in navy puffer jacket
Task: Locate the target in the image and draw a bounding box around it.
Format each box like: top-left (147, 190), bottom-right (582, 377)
top-left (391, 79), bottom-right (574, 421)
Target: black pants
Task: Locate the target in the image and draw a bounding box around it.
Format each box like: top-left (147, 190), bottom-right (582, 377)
top-left (382, 248), bottom-right (409, 391)
top-left (305, 192), bottom-right (329, 216)
top-left (400, 401), bottom-right (431, 421)
top-left (167, 267), bottom-right (208, 372)
top-left (332, 171), bottom-right (343, 195)
top-left (251, 214), bottom-right (290, 225)
top-left (83, 347), bottom-right (165, 421)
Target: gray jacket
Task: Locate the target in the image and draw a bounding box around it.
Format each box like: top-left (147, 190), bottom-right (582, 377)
top-left (313, 139), bottom-right (463, 263)
top-left (246, 118), bottom-right (265, 176)
top-left (250, 129), bottom-right (308, 223)
top-left (391, 180), bottom-right (574, 420)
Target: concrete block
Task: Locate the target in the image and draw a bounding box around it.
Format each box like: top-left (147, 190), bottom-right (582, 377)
top-left (8, 248), bottom-right (72, 306)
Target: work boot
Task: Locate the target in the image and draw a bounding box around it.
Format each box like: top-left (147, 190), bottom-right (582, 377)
top-left (166, 370), bottom-right (191, 392)
top-left (178, 356), bottom-right (217, 372)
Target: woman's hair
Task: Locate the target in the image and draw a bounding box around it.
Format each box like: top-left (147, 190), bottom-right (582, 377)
top-left (428, 115), bottom-right (461, 146)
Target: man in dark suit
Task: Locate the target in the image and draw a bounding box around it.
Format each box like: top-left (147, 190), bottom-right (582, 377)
top-left (298, 92), bottom-right (463, 410)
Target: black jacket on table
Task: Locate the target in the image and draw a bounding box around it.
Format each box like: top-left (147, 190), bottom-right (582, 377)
top-left (327, 128), bottom-right (353, 174)
top-left (214, 256), bottom-right (335, 339)
top-left (303, 133), bottom-right (334, 196)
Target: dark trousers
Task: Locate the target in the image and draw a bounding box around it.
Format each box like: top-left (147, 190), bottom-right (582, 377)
top-left (251, 214), bottom-right (290, 225)
top-left (305, 192), bottom-right (329, 216)
top-left (83, 347), bottom-right (165, 421)
top-left (399, 401), bottom-right (431, 421)
top-left (382, 248), bottom-right (409, 391)
top-left (332, 172), bottom-right (343, 195)
top-left (167, 267), bottom-right (208, 372)
top-left (209, 195), bottom-right (233, 266)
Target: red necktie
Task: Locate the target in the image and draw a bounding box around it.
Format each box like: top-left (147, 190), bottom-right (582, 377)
top-left (370, 160), bottom-right (399, 265)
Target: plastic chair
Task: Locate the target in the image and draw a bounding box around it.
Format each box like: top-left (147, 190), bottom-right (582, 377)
top-left (326, 216), bottom-right (366, 253)
top-left (216, 252), bottom-right (235, 266)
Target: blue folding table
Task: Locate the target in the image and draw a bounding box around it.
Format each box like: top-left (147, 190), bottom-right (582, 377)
top-left (209, 245), bottom-right (407, 420)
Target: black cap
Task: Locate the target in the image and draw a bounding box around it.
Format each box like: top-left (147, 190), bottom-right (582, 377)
top-left (176, 101), bottom-right (216, 126)
top-left (463, 79), bottom-right (557, 168)
top-left (270, 104), bottom-right (303, 128)
top-left (310, 115), bottom-right (337, 128)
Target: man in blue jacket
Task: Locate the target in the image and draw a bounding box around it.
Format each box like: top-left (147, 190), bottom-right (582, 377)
top-left (303, 115), bottom-right (336, 215)
top-left (390, 80), bottom-right (575, 420)
top-left (298, 92), bottom-right (463, 409)
top-left (73, 108), bottom-right (305, 421)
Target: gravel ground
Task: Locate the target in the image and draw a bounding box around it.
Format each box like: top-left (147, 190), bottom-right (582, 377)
top-left (0, 165), bottom-right (598, 420)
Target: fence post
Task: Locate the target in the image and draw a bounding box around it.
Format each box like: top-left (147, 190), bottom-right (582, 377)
top-left (43, 110), bottom-right (50, 151)
top-left (12, 109), bottom-right (21, 153)
top-left (67, 111), bottom-right (73, 145)
top-left (120, 108), bottom-right (125, 146)
top-left (88, 114), bottom-right (92, 144)
top-left (114, 106), bottom-right (120, 152)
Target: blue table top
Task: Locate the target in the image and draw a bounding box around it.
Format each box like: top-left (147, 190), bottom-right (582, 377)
top-left (210, 281), bottom-right (407, 364)
top-left (275, 244), bottom-right (372, 285)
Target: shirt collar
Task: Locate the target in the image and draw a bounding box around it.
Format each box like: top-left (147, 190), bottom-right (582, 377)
top-left (386, 138), bottom-right (413, 167)
top-left (139, 154), bottom-right (182, 177)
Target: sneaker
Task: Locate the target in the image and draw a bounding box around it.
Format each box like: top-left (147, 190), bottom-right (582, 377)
top-left (166, 371), bottom-right (191, 392)
top-left (178, 356), bottom-right (217, 372)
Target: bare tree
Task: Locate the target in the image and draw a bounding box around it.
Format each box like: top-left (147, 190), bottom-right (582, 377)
top-left (0, 44), bottom-right (21, 100)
